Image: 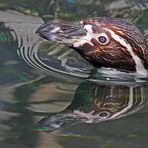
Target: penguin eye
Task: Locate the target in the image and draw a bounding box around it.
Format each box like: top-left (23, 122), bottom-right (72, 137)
top-left (98, 33), bottom-right (109, 45)
top-left (98, 36), bottom-right (107, 43)
top-left (98, 111), bottom-right (110, 118)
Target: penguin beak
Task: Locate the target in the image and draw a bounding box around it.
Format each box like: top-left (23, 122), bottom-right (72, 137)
top-left (36, 22), bottom-right (87, 46)
top-left (36, 112), bottom-right (84, 132)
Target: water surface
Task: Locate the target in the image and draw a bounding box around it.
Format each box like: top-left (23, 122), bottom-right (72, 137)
top-left (0, 0), bottom-right (148, 148)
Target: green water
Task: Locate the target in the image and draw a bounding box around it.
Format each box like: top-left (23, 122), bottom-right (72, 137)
top-left (0, 0), bottom-right (148, 148)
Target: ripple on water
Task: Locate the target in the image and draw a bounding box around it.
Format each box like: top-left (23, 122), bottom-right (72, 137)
top-left (0, 4), bottom-right (148, 148)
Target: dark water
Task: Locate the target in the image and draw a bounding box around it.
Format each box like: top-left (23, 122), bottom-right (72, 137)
top-left (0, 0), bottom-right (148, 148)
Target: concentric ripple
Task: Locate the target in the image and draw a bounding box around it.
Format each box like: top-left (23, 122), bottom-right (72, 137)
top-left (17, 40), bottom-right (92, 79)
top-left (0, 10), bottom-right (91, 79)
top-left (1, 10), bottom-right (148, 82)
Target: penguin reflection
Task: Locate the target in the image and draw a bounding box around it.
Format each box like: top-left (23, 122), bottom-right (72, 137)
top-left (37, 80), bottom-right (145, 132)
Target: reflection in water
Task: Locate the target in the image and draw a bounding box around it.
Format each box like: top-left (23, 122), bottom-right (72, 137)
top-left (0, 7), bottom-right (147, 136)
top-left (37, 80), bottom-right (145, 132)
top-left (0, 0), bottom-right (147, 147)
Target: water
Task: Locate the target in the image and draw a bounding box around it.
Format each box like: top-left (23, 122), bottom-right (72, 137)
top-left (0, 0), bottom-right (148, 148)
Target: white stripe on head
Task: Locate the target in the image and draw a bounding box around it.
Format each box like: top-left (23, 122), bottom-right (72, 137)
top-left (73, 24), bottom-right (108, 47)
top-left (109, 87), bottom-right (134, 119)
top-left (104, 28), bottom-right (147, 76)
top-left (84, 24), bottom-right (93, 33)
top-left (73, 24), bottom-right (94, 47)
